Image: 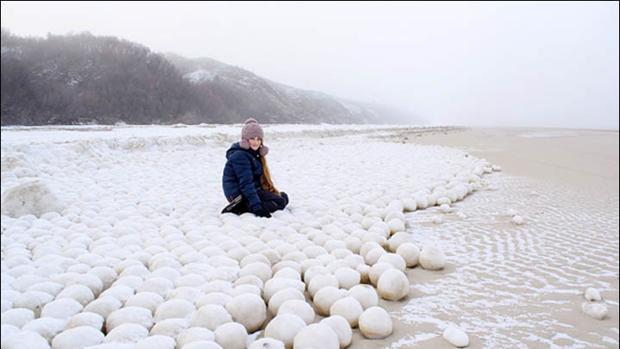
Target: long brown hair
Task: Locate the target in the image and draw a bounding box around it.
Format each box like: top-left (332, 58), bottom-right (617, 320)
top-left (260, 155), bottom-right (280, 195)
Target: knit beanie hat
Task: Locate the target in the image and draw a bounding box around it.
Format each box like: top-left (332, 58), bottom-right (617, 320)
top-left (239, 118), bottom-right (269, 156)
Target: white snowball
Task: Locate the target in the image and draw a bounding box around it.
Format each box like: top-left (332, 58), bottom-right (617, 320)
top-left (377, 269), bottom-right (409, 301)
top-left (273, 268), bottom-right (301, 281)
top-left (134, 335), bottom-right (175, 349)
top-left (174, 274), bottom-right (207, 288)
top-left (293, 323), bottom-right (339, 349)
top-left (316, 254), bottom-right (336, 267)
top-left (362, 232), bottom-right (387, 247)
top-left (511, 215), bottom-right (525, 225)
top-left (99, 285), bottom-right (134, 303)
top-left (27, 282), bottom-right (64, 297)
top-left (214, 322), bottom-right (247, 349)
top-left (307, 274), bottom-right (339, 297)
top-left (57, 284), bottom-right (95, 307)
top-left (202, 280), bottom-right (233, 294)
top-left (1, 330), bottom-right (50, 349)
top-left (106, 306), bottom-right (153, 332)
top-left (344, 237), bottom-right (362, 254)
top-left (584, 288), bottom-right (602, 302)
top-left (419, 244), bottom-right (446, 270)
top-left (377, 253), bottom-right (406, 272)
top-left (12, 275), bottom-right (47, 292)
top-left (240, 253), bottom-right (271, 268)
top-left (369, 263), bottom-right (394, 286)
top-left (263, 278), bottom-right (305, 302)
top-left (52, 326), bottom-right (104, 349)
top-left (329, 296), bottom-right (363, 328)
top-left (437, 197), bottom-right (451, 206)
top-left (1, 299), bottom-right (13, 313)
top-left (582, 302), bottom-right (608, 320)
top-left (1, 307), bottom-right (35, 327)
top-left (387, 219), bottom-right (405, 234)
top-left (385, 210), bottom-right (405, 223)
top-left (149, 318), bottom-right (188, 337)
top-left (343, 254), bottom-right (364, 270)
top-left (227, 284), bottom-right (261, 298)
top-left (22, 317), bottom-right (67, 342)
top-left (313, 286), bottom-right (346, 316)
top-left (278, 299), bottom-right (315, 325)
top-left (364, 248), bottom-right (386, 266)
top-left (356, 264), bottom-right (370, 284)
top-left (348, 285), bottom-right (379, 310)
top-left (88, 267), bottom-right (118, 289)
top-left (176, 327), bottom-right (215, 348)
top-left (402, 198), bottom-right (417, 212)
top-left (359, 242), bottom-right (382, 258)
top-left (358, 306), bottom-right (392, 339)
top-left (387, 232), bottom-right (412, 252)
top-left (154, 299), bottom-right (196, 322)
top-left (41, 298), bottom-right (83, 319)
top-left (320, 315), bottom-right (352, 348)
top-left (333, 267), bottom-right (360, 290)
top-left (0, 324), bottom-right (20, 341)
top-left (442, 326), bottom-right (469, 347)
top-left (190, 304), bottom-right (232, 331)
top-left (431, 215), bottom-right (443, 224)
top-left (137, 277), bottom-right (174, 298)
top-left (1, 179), bottom-right (62, 217)
top-left (167, 286), bottom-right (203, 302)
top-left (226, 293), bottom-right (267, 332)
top-left (249, 338), bottom-right (285, 349)
top-left (104, 323), bottom-right (148, 343)
top-left (240, 263), bottom-right (273, 283)
top-left (302, 265), bottom-right (330, 284)
top-left (369, 222), bottom-right (390, 239)
top-left (268, 288), bottom-right (305, 314)
top-left (396, 243), bottom-right (420, 268)
top-left (272, 260), bottom-right (302, 275)
top-left (83, 296), bottom-right (122, 319)
top-left (437, 204), bottom-right (452, 213)
top-left (234, 275), bottom-right (264, 290)
top-left (125, 292), bottom-right (165, 314)
top-left (66, 312), bottom-right (104, 330)
top-left (12, 290), bottom-right (54, 316)
top-left (264, 313), bottom-right (306, 349)
top-left (195, 292), bottom-right (233, 308)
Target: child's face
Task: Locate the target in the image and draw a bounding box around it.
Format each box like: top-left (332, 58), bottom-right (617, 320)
top-left (249, 137), bottom-right (262, 151)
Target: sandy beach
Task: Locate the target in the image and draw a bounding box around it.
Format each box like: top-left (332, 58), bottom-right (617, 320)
top-left (365, 127), bottom-right (619, 348)
top-left (1, 125), bottom-right (618, 349)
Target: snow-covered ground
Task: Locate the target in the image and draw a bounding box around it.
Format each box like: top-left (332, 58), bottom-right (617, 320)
top-left (1, 124), bottom-right (617, 349)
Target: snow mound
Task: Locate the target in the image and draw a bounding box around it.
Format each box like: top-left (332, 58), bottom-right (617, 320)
top-left (1, 180), bottom-right (63, 217)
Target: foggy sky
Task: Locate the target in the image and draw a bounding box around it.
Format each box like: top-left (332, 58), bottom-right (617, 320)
top-left (2, 1), bottom-right (618, 129)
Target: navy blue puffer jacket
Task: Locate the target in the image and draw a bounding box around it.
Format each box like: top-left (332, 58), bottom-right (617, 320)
top-left (222, 142), bottom-right (263, 209)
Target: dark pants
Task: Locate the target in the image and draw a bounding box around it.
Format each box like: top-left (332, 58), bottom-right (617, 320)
top-left (223, 190), bottom-right (289, 215)
top-left (259, 190), bottom-right (289, 213)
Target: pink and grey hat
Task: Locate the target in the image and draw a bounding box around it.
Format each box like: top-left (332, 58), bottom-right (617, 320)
top-left (239, 118), bottom-right (269, 156)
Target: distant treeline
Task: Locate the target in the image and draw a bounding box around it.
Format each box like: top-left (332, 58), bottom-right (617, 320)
top-left (1, 29), bottom-right (391, 126)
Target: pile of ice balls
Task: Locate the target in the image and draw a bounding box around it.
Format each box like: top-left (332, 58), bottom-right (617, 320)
top-left (0, 162), bottom-right (503, 349)
top-left (0, 201), bottom-right (453, 349)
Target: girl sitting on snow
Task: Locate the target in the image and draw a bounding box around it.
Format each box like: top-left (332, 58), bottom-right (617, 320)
top-left (221, 118), bottom-right (288, 218)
